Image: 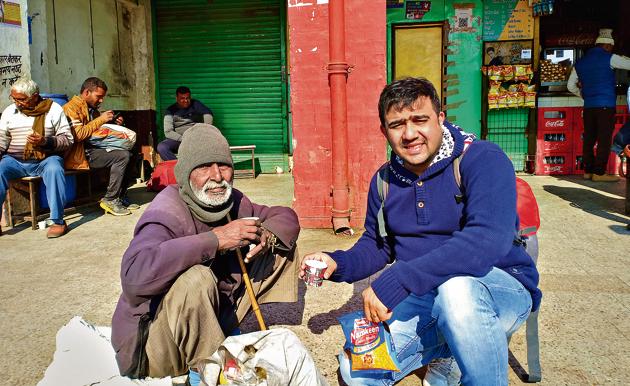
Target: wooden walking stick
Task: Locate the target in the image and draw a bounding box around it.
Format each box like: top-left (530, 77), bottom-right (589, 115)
top-left (227, 214), bottom-right (267, 330)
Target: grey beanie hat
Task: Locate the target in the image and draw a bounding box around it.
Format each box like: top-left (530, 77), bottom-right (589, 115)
top-left (174, 123), bottom-right (234, 223)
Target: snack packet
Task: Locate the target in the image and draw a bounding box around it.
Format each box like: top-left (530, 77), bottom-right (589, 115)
top-left (488, 66), bottom-right (503, 81)
top-left (338, 311), bottom-right (401, 376)
top-left (488, 80), bottom-right (502, 95)
top-left (488, 93), bottom-right (499, 109)
top-left (501, 65), bottom-right (514, 81)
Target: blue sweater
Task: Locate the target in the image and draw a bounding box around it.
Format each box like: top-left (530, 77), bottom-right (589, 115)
top-left (329, 122), bottom-right (542, 312)
top-left (575, 47), bottom-right (616, 108)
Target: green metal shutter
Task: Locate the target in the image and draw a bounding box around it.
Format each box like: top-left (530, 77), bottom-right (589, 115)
top-left (153, 0), bottom-right (288, 174)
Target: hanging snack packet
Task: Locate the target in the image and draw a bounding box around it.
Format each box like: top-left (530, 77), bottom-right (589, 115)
top-left (338, 311), bottom-right (401, 375)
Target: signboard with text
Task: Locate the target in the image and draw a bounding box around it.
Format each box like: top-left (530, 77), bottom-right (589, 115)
top-left (483, 0), bottom-right (533, 41)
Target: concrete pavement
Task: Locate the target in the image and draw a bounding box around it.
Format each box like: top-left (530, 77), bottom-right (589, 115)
top-left (1, 174), bottom-right (629, 385)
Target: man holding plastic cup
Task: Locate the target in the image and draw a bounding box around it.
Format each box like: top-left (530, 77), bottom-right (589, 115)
top-left (300, 77), bottom-right (541, 386)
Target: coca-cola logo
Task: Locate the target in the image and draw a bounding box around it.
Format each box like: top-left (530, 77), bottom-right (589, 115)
top-left (545, 120), bottom-right (565, 128)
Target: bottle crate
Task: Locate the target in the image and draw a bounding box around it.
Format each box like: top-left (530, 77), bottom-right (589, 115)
top-left (538, 107), bottom-right (573, 131)
top-left (537, 129), bottom-right (572, 153)
top-left (535, 151), bottom-right (572, 175)
top-left (571, 112), bottom-right (622, 175)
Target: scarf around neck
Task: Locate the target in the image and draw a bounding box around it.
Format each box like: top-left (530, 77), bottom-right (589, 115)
top-left (179, 182), bottom-right (234, 224)
top-left (22, 97), bottom-right (53, 160)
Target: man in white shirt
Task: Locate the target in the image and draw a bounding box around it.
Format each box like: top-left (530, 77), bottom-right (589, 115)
top-left (567, 28), bottom-right (630, 182)
top-left (0, 78), bottom-right (74, 237)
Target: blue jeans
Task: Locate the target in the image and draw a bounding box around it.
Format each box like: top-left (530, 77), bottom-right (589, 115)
top-left (0, 155), bottom-right (66, 224)
top-left (339, 267), bottom-right (532, 386)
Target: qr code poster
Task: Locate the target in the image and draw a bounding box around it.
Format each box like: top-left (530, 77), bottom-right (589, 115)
top-left (453, 8), bottom-right (473, 32)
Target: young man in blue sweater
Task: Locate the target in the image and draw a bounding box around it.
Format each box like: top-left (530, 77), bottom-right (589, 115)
top-left (300, 77), bottom-right (541, 385)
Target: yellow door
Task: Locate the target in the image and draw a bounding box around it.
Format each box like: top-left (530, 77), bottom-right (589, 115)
top-left (394, 25), bottom-right (443, 99)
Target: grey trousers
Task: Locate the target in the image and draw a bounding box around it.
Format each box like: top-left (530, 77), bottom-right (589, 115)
top-left (144, 248), bottom-right (298, 377)
top-left (85, 148), bottom-right (133, 200)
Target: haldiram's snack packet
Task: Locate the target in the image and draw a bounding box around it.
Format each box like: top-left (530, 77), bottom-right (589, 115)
top-left (338, 311), bottom-right (401, 375)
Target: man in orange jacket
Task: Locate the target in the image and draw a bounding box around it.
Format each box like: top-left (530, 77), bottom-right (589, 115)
top-left (63, 77), bottom-right (139, 216)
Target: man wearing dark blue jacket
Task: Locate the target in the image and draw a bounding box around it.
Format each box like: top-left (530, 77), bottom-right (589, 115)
top-left (568, 28), bottom-right (630, 182)
top-left (300, 77), bottom-right (541, 386)
top-left (157, 86), bottom-right (214, 161)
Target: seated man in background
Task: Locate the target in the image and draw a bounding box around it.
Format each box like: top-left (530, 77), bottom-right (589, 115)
top-left (157, 86), bottom-right (214, 161)
top-left (63, 77), bottom-right (138, 216)
top-left (0, 77), bottom-right (73, 238)
top-left (112, 124), bottom-right (299, 386)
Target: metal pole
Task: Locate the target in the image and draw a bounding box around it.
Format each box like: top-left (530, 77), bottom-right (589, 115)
top-left (327, 0), bottom-right (352, 234)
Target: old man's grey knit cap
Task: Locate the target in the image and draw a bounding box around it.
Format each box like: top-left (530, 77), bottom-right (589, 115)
top-left (174, 124), bottom-right (235, 223)
top-left (174, 123), bottom-right (233, 185)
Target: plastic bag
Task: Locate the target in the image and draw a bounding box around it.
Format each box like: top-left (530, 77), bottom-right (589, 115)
top-left (198, 328), bottom-right (328, 386)
top-left (88, 123), bottom-right (137, 150)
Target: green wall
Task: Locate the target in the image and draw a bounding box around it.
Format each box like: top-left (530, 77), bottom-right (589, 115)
top-left (386, 0), bottom-right (482, 136)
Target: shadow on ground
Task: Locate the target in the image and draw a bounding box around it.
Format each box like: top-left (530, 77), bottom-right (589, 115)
top-left (543, 184), bottom-right (629, 226)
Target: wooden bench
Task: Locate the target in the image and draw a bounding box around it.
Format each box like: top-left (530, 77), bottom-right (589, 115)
top-left (152, 145), bottom-right (256, 179)
top-left (229, 145), bottom-right (256, 179)
top-left (5, 169), bottom-right (93, 230)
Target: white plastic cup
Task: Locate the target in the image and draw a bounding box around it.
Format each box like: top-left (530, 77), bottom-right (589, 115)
top-left (303, 259), bottom-right (327, 287)
top-left (38, 220), bottom-right (47, 230)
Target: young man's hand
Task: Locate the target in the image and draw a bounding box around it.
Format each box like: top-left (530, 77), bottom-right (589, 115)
top-left (100, 110), bottom-right (115, 122)
top-left (362, 286), bottom-right (392, 323)
top-left (299, 252), bottom-right (337, 280)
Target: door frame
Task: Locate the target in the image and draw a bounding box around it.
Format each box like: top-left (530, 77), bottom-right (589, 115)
top-left (388, 22), bottom-right (446, 106)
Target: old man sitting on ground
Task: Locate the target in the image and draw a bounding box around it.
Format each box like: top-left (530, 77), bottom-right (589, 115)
top-left (111, 124), bottom-right (300, 385)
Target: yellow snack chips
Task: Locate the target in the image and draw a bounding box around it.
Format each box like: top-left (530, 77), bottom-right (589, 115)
top-left (339, 311), bottom-right (401, 375)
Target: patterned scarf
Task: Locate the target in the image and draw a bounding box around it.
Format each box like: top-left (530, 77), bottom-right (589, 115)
top-left (21, 97), bottom-right (53, 160)
top-left (394, 122), bottom-right (477, 169)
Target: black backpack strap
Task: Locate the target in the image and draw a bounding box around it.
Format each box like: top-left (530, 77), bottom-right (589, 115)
top-left (376, 162), bottom-right (390, 238)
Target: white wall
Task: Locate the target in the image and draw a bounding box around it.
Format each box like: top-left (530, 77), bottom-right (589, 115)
top-left (0, 0), bottom-right (32, 111)
top-left (27, 0), bottom-right (154, 110)
top-left (27, 0), bottom-right (49, 93)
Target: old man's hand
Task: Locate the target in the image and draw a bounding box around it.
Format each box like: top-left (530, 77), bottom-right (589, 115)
top-left (245, 227), bottom-right (277, 263)
top-left (27, 133), bottom-right (46, 147)
top-left (214, 218), bottom-right (262, 253)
